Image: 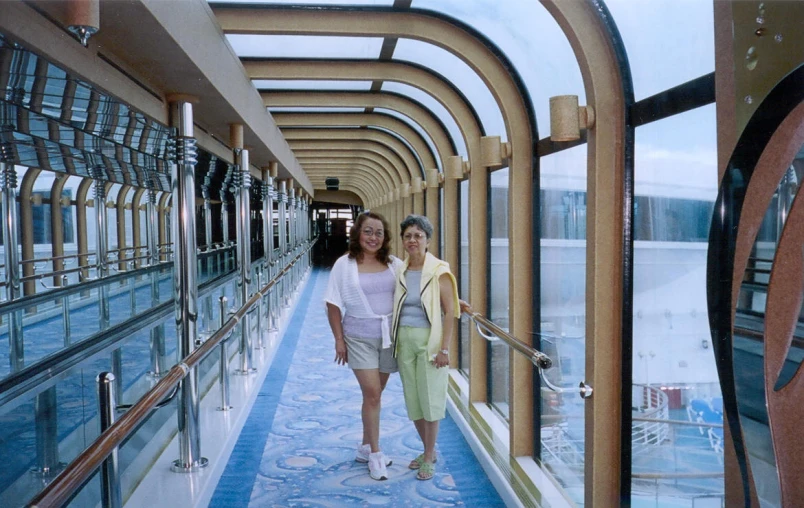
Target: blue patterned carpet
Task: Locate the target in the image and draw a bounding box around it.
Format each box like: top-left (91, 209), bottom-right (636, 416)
top-left (212, 269), bottom-right (505, 507)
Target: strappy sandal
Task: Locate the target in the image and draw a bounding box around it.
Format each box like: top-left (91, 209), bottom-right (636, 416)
top-left (408, 453), bottom-right (437, 469)
top-left (416, 460), bottom-right (435, 481)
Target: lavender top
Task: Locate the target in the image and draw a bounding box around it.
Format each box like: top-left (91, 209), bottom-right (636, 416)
top-left (342, 267), bottom-right (396, 339)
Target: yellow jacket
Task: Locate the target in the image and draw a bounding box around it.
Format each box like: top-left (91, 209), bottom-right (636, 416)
top-left (391, 252), bottom-right (460, 357)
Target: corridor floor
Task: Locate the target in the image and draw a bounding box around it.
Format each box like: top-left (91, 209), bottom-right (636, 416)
top-left (211, 269), bottom-right (505, 507)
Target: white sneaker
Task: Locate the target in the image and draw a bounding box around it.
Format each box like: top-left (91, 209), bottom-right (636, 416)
top-left (368, 451), bottom-right (389, 481)
top-left (355, 444), bottom-right (392, 466)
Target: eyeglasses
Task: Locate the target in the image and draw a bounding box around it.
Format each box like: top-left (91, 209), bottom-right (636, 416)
top-left (403, 232), bottom-right (426, 242)
top-left (362, 228), bottom-right (384, 238)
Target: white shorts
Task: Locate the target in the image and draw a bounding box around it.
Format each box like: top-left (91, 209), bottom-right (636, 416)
top-left (344, 335), bottom-right (398, 373)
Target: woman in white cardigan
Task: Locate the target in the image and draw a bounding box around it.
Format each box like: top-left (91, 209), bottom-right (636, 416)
top-left (324, 211), bottom-right (403, 481)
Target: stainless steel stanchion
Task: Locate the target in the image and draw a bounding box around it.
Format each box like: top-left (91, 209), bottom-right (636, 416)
top-left (255, 268), bottom-right (265, 350)
top-left (61, 275), bottom-right (71, 346)
top-left (169, 98), bottom-right (207, 473)
top-left (97, 372), bottom-right (122, 508)
top-left (217, 296), bottom-right (232, 411)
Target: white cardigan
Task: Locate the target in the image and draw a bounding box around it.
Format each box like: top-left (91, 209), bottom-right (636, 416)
top-left (324, 254), bottom-right (403, 349)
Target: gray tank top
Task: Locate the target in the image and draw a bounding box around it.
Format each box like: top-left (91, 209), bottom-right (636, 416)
top-left (399, 269), bottom-right (430, 328)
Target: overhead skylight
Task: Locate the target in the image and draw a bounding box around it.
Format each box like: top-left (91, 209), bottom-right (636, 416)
top-left (254, 80), bottom-right (374, 91)
top-left (393, 38), bottom-right (507, 143)
top-left (226, 34), bottom-right (384, 59)
top-left (268, 107), bottom-right (366, 113)
top-left (381, 82), bottom-right (467, 158)
top-left (209, 0), bottom-right (392, 4)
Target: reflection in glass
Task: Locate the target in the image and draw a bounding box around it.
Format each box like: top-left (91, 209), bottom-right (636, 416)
top-left (631, 105), bottom-right (722, 504)
top-left (489, 168), bottom-right (509, 420)
top-left (539, 145), bottom-right (586, 504)
top-left (733, 155), bottom-right (803, 507)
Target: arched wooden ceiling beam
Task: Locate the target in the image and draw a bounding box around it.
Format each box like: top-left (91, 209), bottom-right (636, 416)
top-left (263, 91), bottom-right (454, 164)
top-left (289, 140), bottom-right (408, 187)
top-left (308, 171), bottom-right (382, 201)
top-left (301, 156), bottom-right (394, 197)
top-left (307, 162), bottom-right (388, 195)
top-left (309, 181), bottom-right (369, 204)
top-left (243, 59), bottom-right (482, 168)
top-left (279, 122), bottom-right (427, 178)
top-left (311, 189), bottom-right (363, 206)
top-left (300, 156), bottom-right (393, 197)
top-left (273, 113), bottom-right (435, 173)
top-left (307, 166), bottom-right (385, 198)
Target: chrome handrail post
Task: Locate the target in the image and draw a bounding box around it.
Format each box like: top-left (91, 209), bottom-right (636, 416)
top-left (220, 188), bottom-right (230, 273)
top-left (1, 160), bottom-right (24, 372)
top-left (255, 268), bottom-right (264, 350)
top-left (262, 175), bottom-right (277, 332)
top-left (202, 184), bottom-right (213, 278)
top-left (168, 98), bottom-right (207, 473)
top-left (217, 296), bottom-right (232, 411)
top-left (288, 186), bottom-right (296, 292)
top-left (277, 180), bottom-right (289, 308)
top-left (128, 261), bottom-right (136, 316)
top-left (62, 275), bottom-right (71, 346)
top-left (233, 147), bottom-right (255, 375)
top-left (146, 188), bottom-right (159, 267)
top-left (97, 372), bottom-right (122, 508)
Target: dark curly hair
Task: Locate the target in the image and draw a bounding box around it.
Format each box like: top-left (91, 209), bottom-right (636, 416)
top-left (348, 211), bottom-right (392, 264)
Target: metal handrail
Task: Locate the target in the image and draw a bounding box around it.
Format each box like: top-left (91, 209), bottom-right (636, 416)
top-left (463, 311), bottom-right (553, 370)
top-left (20, 252), bottom-right (97, 265)
top-left (28, 239), bottom-right (315, 508)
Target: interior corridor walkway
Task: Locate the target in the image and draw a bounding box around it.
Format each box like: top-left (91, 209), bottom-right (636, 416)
top-left (210, 269), bottom-right (505, 507)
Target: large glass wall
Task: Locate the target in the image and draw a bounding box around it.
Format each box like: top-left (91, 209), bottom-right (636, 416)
top-left (539, 144), bottom-right (587, 504)
top-left (630, 106), bottom-right (721, 504)
top-left (488, 167), bottom-right (509, 419)
top-left (459, 178), bottom-right (469, 373)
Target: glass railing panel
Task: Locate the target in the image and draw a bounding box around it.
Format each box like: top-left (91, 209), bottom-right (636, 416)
top-left (459, 179), bottom-right (470, 374)
top-left (489, 167), bottom-right (509, 420)
top-left (539, 142), bottom-right (587, 504)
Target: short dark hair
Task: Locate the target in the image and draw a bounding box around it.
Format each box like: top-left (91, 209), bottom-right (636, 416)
top-left (348, 211), bottom-right (392, 264)
top-left (400, 215), bottom-right (433, 239)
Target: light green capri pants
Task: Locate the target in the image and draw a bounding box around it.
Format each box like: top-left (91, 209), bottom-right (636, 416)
top-left (397, 326), bottom-right (449, 422)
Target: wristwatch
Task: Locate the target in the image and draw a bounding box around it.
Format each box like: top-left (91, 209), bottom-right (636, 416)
top-left (439, 349), bottom-right (449, 355)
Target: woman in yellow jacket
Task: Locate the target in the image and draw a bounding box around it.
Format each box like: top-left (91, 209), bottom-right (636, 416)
top-left (391, 214), bottom-right (462, 481)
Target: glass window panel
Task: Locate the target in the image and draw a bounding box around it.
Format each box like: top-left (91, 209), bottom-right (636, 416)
top-left (268, 106), bottom-right (365, 113)
top-left (489, 167), bottom-right (509, 420)
top-left (411, 0), bottom-right (585, 141)
top-left (374, 108), bottom-right (441, 170)
top-left (631, 104), bottom-right (722, 504)
top-left (459, 179), bottom-right (470, 374)
top-left (393, 39), bottom-right (506, 142)
top-left (539, 143), bottom-right (587, 505)
top-left (210, 0), bottom-right (392, 4)
top-left (370, 125), bottom-right (425, 171)
top-left (254, 79), bottom-right (374, 91)
top-left (381, 81), bottom-right (467, 157)
top-left (605, 0), bottom-right (714, 100)
top-left (226, 34), bottom-right (384, 59)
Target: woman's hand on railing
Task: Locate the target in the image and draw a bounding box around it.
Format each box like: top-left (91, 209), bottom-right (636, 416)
top-left (459, 299), bottom-right (473, 315)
